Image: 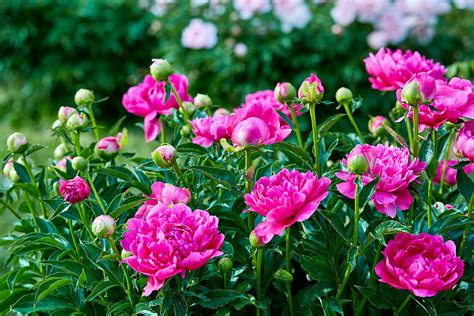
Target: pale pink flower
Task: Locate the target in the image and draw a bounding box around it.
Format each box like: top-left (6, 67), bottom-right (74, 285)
top-left (121, 203), bottom-right (224, 296)
top-left (181, 18), bottom-right (218, 49)
top-left (55, 156), bottom-right (73, 172)
top-left (233, 0), bottom-right (271, 19)
top-left (245, 168), bottom-right (331, 244)
top-left (273, 0), bottom-right (312, 33)
top-left (336, 144), bottom-right (425, 218)
top-left (59, 176), bottom-right (90, 204)
top-left (375, 233), bottom-right (463, 297)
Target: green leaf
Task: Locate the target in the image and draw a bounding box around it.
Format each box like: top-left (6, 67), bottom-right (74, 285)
top-left (135, 302), bottom-right (158, 315)
top-left (24, 144), bottom-right (46, 156)
top-left (412, 296), bottom-right (437, 316)
top-left (35, 278), bottom-right (72, 305)
top-left (109, 196), bottom-right (149, 219)
top-left (96, 166), bottom-right (135, 183)
top-left (318, 114), bottom-right (346, 138)
top-left (189, 166), bottom-right (237, 191)
top-left (189, 289), bottom-right (250, 309)
top-left (355, 285), bottom-right (402, 310)
top-left (372, 221), bottom-right (411, 245)
top-left (456, 169), bottom-right (473, 202)
top-left (383, 125), bottom-right (409, 148)
top-left (358, 177), bottom-right (379, 211)
top-left (13, 162), bottom-right (31, 183)
top-left (86, 280), bottom-right (120, 302)
top-left (294, 282), bottom-right (334, 312)
top-left (420, 138), bottom-right (434, 165)
top-left (11, 294), bottom-right (75, 313)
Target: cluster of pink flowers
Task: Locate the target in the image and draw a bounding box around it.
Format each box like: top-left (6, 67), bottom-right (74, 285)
top-left (122, 74), bottom-right (192, 142)
top-left (190, 113), bottom-right (234, 147)
top-left (59, 176), bottom-right (90, 204)
top-left (121, 184), bottom-right (223, 295)
top-left (336, 144), bottom-right (425, 218)
top-left (245, 168), bottom-right (331, 244)
top-left (376, 233), bottom-right (464, 297)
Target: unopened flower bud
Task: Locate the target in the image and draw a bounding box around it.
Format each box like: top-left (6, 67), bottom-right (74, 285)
top-left (66, 112), bottom-right (88, 130)
top-left (348, 154), bottom-right (368, 174)
top-left (3, 159), bottom-right (14, 177)
top-left (232, 117), bottom-right (270, 147)
top-left (53, 181), bottom-right (60, 195)
top-left (180, 125), bottom-right (191, 136)
top-left (58, 106), bottom-right (77, 123)
top-left (368, 116), bottom-right (390, 137)
top-left (74, 89), bottom-right (95, 106)
top-left (121, 249), bottom-right (132, 259)
top-left (152, 144), bottom-right (176, 168)
top-left (95, 136), bottom-right (121, 160)
top-left (298, 73), bottom-right (324, 104)
top-left (194, 93), bottom-right (212, 108)
top-left (54, 143), bottom-right (69, 160)
top-left (7, 132), bottom-right (28, 153)
top-left (150, 58), bottom-right (173, 81)
top-left (218, 257), bottom-right (233, 273)
top-left (274, 269), bottom-right (293, 284)
top-left (180, 101), bottom-right (196, 115)
top-left (400, 73), bottom-right (436, 106)
top-left (274, 82), bottom-right (296, 103)
top-left (72, 156), bottom-right (86, 171)
top-left (335, 87), bottom-right (353, 105)
top-left (52, 119), bottom-right (62, 129)
top-left (249, 232), bottom-right (264, 248)
top-left (92, 215), bottom-right (116, 238)
top-left (214, 108), bottom-right (230, 116)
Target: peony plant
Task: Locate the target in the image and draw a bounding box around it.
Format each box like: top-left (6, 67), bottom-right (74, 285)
top-left (0, 50), bottom-right (473, 316)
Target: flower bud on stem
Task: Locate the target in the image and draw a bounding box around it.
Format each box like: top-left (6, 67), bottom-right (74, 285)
top-left (168, 79), bottom-right (192, 130)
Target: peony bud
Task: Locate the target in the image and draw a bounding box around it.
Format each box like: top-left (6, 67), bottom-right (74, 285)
top-left (231, 117), bottom-right (270, 147)
top-left (214, 108), bottom-right (231, 116)
top-left (2, 159), bottom-right (14, 177)
top-left (218, 257), bottom-right (233, 273)
top-left (150, 58), bottom-right (173, 81)
top-left (400, 73), bottom-right (436, 106)
top-left (368, 116), bottom-right (390, 137)
top-left (298, 73), bottom-right (324, 104)
top-left (194, 93), bottom-right (212, 108)
top-left (74, 89), bottom-right (95, 106)
top-left (92, 215), bottom-right (116, 238)
top-left (121, 249), bottom-right (132, 259)
top-left (7, 132), bottom-right (28, 153)
top-left (335, 87), bottom-right (353, 105)
top-left (58, 106), bottom-right (77, 123)
top-left (52, 119), bottom-right (62, 129)
top-left (152, 144), bottom-right (176, 168)
top-left (249, 232), bottom-right (264, 248)
top-left (72, 156), bottom-right (86, 171)
top-left (59, 176), bottom-right (90, 204)
top-left (54, 143), bottom-right (69, 160)
top-left (180, 125), bottom-right (191, 137)
top-left (274, 82), bottom-right (296, 104)
top-left (348, 154), bottom-right (368, 174)
top-left (53, 181), bottom-right (60, 195)
top-left (66, 112), bottom-right (88, 130)
top-left (180, 101), bottom-right (196, 115)
top-left (274, 269), bottom-right (293, 284)
top-left (95, 136), bottom-right (121, 160)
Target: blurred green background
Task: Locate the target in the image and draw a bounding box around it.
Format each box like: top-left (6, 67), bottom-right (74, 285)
top-left (1, 1), bottom-right (473, 240)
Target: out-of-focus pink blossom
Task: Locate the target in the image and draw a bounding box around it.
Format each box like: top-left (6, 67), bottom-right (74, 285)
top-left (233, 0), bottom-right (270, 20)
top-left (273, 0), bottom-right (312, 33)
top-left (181, 18), bottom-right (218, 49)
top-left (243, 90), bottom-right (302, 122)
top-left (55, 156), bottom-right (73, 172)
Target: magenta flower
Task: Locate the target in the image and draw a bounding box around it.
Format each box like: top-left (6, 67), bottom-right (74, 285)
top-left (456, 121), bottom-right (474, 162)
top-left (298, 73), bottom-right (325, 103)
top-left (190, 113), bottom-right (235, 147)
top-left (96, 135), bottom-right (121, 159)
top-left (59, 176), bottom-right (90, 204)
top-left (399, 72), bottom-right (437, 105)
top-left (375, 233), bottom-right (464, 297)
top-left (122, 74), bottom-right (192, 142)
top-left (55, 156), bottom-right (72, 172)
top-left (398, 77), bottom-right (474, 131)
top-left (368, 115), bottom-right (389, 136)
top-left (121, 203), bottom-right (224, 296)
top-left (433, 160), bottom-right (457, 185)
top-left (135, 182), bottom-right (191, 219)
top-left (245, 168), bottom-right (331, 244)
top-left (336, 144), bottom-right (425, 218)
top-left (243, 90), bottom-right (302, 122)
top-left (231, 102), bottom-right (292, 147)
top-left (364, 48), bottom-right (446, 91)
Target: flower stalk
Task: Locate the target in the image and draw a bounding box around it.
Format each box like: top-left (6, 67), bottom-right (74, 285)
top-left (87, 103), bottom-right (100, 141)
top-left (285, 227), bottom-right (294, 316)
top-left (439, 131), bottom-right (454, 194)
top-left (84, 171), bottom-right (107, 214)
top-left (342, 102), bottom-right (365, 142)
top-left (412, 105), bottom-right (419, 157)
top-left (255, 248), bottom-right (263, 316)
top-left (309, 103), bottom-right (320, 175)
top-left (286, 102), bottom-right (304, 150)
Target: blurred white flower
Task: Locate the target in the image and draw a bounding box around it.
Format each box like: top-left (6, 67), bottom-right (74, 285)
top-left (233, 0), bottom-right (271, 20)
top-left (181, 19), bottom-right (218, 49)
top-left (454, 0), bottom-right (474, 9)
top-left (273, 0), bottom-right (312, 33)
top-left (234, 43), bottom-right (248, 57)
top-left (331, 0), bottom-right (357, 26)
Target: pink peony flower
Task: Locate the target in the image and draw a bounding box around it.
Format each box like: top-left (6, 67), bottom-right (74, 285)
top-left (190, 113), bottom-right (235, 147)
top-left (368, 115), bottom-right (389, 136)
top-left (364, 48), bottom-right (446, 91)
top-left (96, 136), bottom-right (121, 159)
top-left (135, 182), bottom-right (191, 220)
top-left (456, 121), bottom-right (474, 162)
top-left (121, 203), bottom-right (224, 296)
top-left (243, 90), bottom-right (302, 121)
top-left (298, 73), bottom-right (325, 102)
top-left (433, 160), bottom-right (457, 185)
top-left (399, 72), bottom-right (437, 105)
top-left (245, 168), bottom-right (331, 244)
top-left (59, 176), bottom-right (90, 204)
top-left (375, 233), bottom-right (464, 297)
top-left (273, 0), bottom-right (311, 33)
top-left (55, 156), bottom-right (73, 172)
top-left (398, 77), bottom-right (474, 131)
top-left (231, 102), bottom-right (292, 147)
top-left (336, 144), bottom-right (425, 218)
top-left (122, 74), bottom-right (192, 142)
top-left (233, 0), bottom-right (271, 20)
top-left (181, 18), bottom-right (218, 49)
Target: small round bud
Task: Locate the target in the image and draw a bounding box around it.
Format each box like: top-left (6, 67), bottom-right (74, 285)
top-left (274, 82), bottom-right (296, 103)
top-left (7, 132), bottom-right (28, 153)
top-left (3, 159), bottom-right (14, 177)
top-left (335, 87), bottom-right (353, 105)
top-left (66, 112), bottom-right (88, 130)
top-left (72, 157), bottom-right (86, 171)
top-left (194, 93), bottom-right (212, 108)
top-left (400, 73), bottom-right (436, 106)
top-left (249, 232), bottom-right (264, 248)
top-left (150, 58), bottom-right (173, 81)
top-left (152, 144), bottom-right (176, 168)
top-left (58, 106), bottom-right (77, 123)
top-left (54, 143), bottom-right (69, 160)
top-left (218, 258), bottom-right (233, 273)
top-left (53, 181), bottom-right (60, 195)
top-left (74, 89), bottom-right (95, 106)
top-left (52, 119), bottom-right (63, 129)
top-left (326, 160), bottom-right (335, 168)
top-left (95, 136), bottom-right (121, 160)
top-left (298, 74), bottom-right (324, 104)
top-left (401, 81), bottom-right (422, 106)
top-left (121, 249), bottom-right (132, 260)
top-left (92, 215), bottom-right (116, 238)
top-left (180, 101), bottom-right (196, 115)
top-left (348, 154), bottom-right (368, 174)
top-left (368, 116), bottom-right (390, 137)
top-left (180, 125), bottom-right (191, 136)
top-left (215, 108), bottom-right (231, 116)
top-left (273, 269), bottom-right (293, 284)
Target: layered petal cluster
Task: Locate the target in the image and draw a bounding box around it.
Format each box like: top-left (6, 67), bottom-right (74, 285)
top-left (364, 48), bottom-right (446, 91)
top-left (336, 144), bottom-right (425, 218)
top-left (190, 113), bottom-right (235, 147)
top-left (398, 77), bottom-right (474, 131)
top-left (121, 203), bottom-right (224, 296)
top-left (59, 176), bottom-right (90, 204)
top-left (122, 74), bottom-right (192, 142)
top-left (375, 233), bottom-right (464, 297)
top-left (243, 90), bottom-right (302, 121)
top-left (245, 168), bottom-right (331, 244)
top-left (457, 121), bottom-right (474, 162)
top-left (135, 182), bottom-right (191, 220)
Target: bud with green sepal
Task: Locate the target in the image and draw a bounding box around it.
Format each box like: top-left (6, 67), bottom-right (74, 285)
top-left (72, 157), bottom-right (86, 171)
top-left (194, 93), bottom-right (212, 108)
top-left (66, 112), bottom-right (88, 130)
top-left (218, 258), bottom-right (233, 273)
top-left (150, 58), bottom-right (174, 81)
top-left (273, 269), bottom-right (293, 284)
top-left (7, 132), bottom-right (28, 154)
top-left (152, 144), bottom-right (176, 168)
top-left (275, 82), bottom-right (297, 104)
top-left (92, 215), bottom-right (117, 238)
top-left (74, 89), bottom-right (95, 106)
top-left (348, 154), bottom-right (368, 174)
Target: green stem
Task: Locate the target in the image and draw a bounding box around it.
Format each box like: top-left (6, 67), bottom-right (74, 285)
top-left (87, 104), bottom-right (100, 141)
top-left (223, 272), bottom-right (228, 290)
top-left (439, 131), bottom-right (454, 194)
top-left (412, 106), bottom-right (419, 157)
top-left (286, 283), bottom-right (294, 316)
top-left (395, 294), bottom-right (411, 315)
top-left (245, 148), bottom-right (253, 231)
top-left (169, 81), bottom-right (192, 129)
top-left (459, 195), bottom-right (474, 256)
top-left (405, 117), bottom-right (413, 154)
top-left (342, 102), bottom-right (365, 142)
top-left (160, 118), bottom-right (166, 144)
top-left (336, 262), bottom-right (352, 300)
top-left (286, 102), bottom-right (304, 150)
top-left (285, 227), bottom-right (294, 316)
top-left (0, 199), bottom-right (21, 219)
top-left (78, 202), bottom-right (95, 239)
top-left (84, 171), bottom-right (107, 214)
top-left (255, 248), bottom-right (263, 316)
top-left (68, 219), bottom-right (81, 258)
top-left (427, 180), bottom-right (433, 228)
top-left (353, 177), bottom-right (360, 246)
top-left (309, 104), bottom-right (320, 175)
top-left (22, 155), bottom-right (46, 217)
top-left (108, 235), bottom-right (135, 306)
top-left (72, 131), bottom-right (81, 156)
